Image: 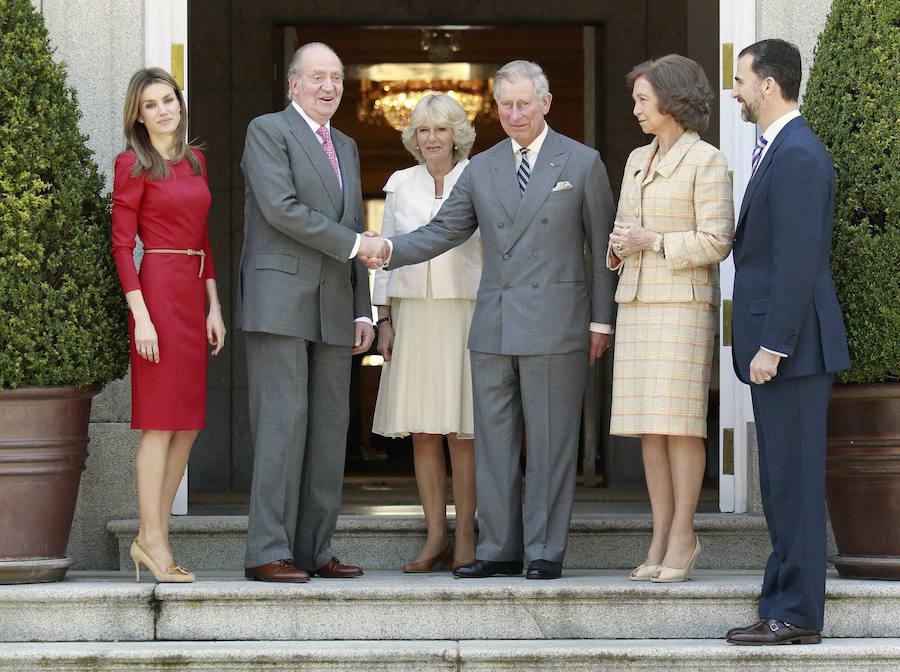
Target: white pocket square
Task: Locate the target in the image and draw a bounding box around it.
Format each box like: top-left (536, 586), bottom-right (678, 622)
top-left (551, 181), bottom-right (573, 192)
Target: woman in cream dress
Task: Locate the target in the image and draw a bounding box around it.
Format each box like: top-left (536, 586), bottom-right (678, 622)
top-left (372, 94), bottom-right (481, 572)
top-left (608, 55), bottom-right (734, 583)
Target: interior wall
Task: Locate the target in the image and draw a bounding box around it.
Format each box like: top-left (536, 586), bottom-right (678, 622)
top-left (189, 0), bottom-right (722, 490)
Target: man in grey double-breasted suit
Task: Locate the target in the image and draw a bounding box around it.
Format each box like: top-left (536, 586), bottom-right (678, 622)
top-left (236, 42), bottom-right (382, 582)
top-left (366, 61), bottom-right (617, 579)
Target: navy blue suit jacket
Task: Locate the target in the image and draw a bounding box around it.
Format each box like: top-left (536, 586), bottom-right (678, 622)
top-left (731, 116), bottom-right (849, 384)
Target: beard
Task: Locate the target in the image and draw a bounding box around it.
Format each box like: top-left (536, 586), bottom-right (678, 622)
top-left (740, 97), bottom-right (760, 124)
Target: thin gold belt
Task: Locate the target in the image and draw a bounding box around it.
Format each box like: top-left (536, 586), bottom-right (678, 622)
top-left (143, 248), bottom-right (205, 278)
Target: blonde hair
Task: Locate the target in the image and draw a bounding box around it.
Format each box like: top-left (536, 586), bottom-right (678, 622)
top-left (122, 68), bottom-right (202, 180)
top-left (400, 94), bottom-right (476, 164)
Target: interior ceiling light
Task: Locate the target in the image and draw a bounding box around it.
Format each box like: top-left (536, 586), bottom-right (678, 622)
top-left (347, 31), bottom-right (497, 132)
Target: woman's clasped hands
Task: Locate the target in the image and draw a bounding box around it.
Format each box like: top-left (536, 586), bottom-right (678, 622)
top-left (609, 220), bottom-right (657, 258)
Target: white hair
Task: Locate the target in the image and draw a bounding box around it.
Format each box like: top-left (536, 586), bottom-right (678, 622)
top-left (492, 60), bottom-right (550, 100)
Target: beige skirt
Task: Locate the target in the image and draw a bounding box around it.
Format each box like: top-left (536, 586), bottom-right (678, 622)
top-left (372, 270), bottom-right (475, 439)
top-left (610, 301), bottom-right (715, 438)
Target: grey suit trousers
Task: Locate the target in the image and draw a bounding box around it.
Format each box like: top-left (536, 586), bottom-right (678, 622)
top-left (244, 331), bottom-right (351, 570)
top-left (470, 350), bottom-right (587, 564)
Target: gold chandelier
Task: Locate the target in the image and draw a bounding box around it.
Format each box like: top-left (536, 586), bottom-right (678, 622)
top-left (347, 63), bottom-right (497, 132)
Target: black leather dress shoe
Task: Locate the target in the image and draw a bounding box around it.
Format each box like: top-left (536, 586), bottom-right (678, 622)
top-left (727, 618), bottom-right (821, 645)
top-left (526, 560), bottom-right (562, 579)
top-left (452, 559), bottom-right (523, 578)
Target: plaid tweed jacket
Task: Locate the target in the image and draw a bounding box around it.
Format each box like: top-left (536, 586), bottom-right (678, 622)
top-left (607, 131), bottom-right (734, 305)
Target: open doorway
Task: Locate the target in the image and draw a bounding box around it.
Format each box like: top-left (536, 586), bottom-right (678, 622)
top-left (186, 1), bottom-right (721, 514)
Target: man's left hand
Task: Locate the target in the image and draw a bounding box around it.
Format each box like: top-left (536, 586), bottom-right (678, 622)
top-left (749, 348), bottom-right (781, 385)
top-left (352, 321), bottom-right (375, 355)
top-left (589, 332), bottom-right (612, 366)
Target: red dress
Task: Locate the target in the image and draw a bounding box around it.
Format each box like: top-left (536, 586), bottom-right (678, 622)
top-left (111, 149), bottom-right (216, 430)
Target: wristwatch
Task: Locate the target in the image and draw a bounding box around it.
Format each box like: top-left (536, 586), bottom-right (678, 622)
top-left (652, 233), bottom-right (665, 257)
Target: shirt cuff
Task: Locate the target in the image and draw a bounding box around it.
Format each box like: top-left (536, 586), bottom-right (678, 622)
top-left (349, 233), bottom-right (361, 260)
top-left (590, 322), bottom-right (614, 334)
top-left (354, 316), bottom-right (373, 325)
top-left (761, 346), bottom-right (788, 358)
top-left (382, 238), bottom-right (394, 269)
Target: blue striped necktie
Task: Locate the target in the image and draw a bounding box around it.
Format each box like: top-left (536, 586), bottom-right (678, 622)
top-left (751, 135), bottom-right (768, 174)
top-left (517, 147), bottom-right (531, 193)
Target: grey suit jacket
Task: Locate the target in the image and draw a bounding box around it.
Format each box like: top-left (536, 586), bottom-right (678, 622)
top-left (236, 105), bottom-right (370, 346)
top-left (389, 128), bottom-right (617, 356)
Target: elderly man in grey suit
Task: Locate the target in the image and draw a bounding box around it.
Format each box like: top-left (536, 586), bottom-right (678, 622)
top-left (363, 60), bottom-right (617, 579)
top-left (237, 42), bottom-right (383, 582)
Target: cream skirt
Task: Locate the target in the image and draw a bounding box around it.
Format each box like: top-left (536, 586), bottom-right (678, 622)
top-left (372, 270), bottom-right (475, 439)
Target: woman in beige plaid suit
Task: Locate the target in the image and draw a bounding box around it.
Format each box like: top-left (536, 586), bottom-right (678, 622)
top-left (608, 55), bottom-right (734, 583)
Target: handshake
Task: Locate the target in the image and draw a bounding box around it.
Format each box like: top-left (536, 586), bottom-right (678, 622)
top-left (356, 230), bottom-right (390, 269)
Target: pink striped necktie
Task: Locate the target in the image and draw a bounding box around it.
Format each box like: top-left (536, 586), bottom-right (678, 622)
top-left (316, 125), bottom-right (342, 189)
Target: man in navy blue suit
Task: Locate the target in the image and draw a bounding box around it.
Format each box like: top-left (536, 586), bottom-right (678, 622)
top-left (726, 39), bottom-right (849, 646)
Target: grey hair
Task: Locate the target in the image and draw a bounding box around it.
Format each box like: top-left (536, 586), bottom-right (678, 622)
top-left (286, 42), bottom-right (342, 99)
top-left (400, 94), bottom-right (476, 164)
top-left (492, 60), bottom-right (550, 100)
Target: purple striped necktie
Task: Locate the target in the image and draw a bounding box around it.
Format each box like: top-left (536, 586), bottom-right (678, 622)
top-left (751, 135), bottom-right (768, 174)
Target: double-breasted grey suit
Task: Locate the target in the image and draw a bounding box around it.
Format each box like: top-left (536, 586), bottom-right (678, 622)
top-left (388, 127), bottom-right (617, 563)
top-left (237, 104), bottom-right (370, 570)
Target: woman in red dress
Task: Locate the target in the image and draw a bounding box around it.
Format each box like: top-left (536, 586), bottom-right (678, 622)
top-left (111, 68), bottom-right (225, 583)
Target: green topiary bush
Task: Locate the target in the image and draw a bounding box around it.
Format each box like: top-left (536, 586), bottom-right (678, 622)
top-left (0, 0), bottom-right (129, 389)
top-left (803, 0), bottom-right (900, 384)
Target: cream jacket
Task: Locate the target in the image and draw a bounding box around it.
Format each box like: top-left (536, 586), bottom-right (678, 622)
top-left (373, 161), bottom-right (482, 305)
top-left (607, 132), bottom-right (734, 305)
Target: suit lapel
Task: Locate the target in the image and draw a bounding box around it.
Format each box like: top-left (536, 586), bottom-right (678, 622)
top-left (490, 140), bottom-right (520, 221)
top-left (737, 116), bottom-right (806, 228)
top-left (332, 130), bottom-right (355, 220)
top-left (505, 129), bottom-right (567, 253)
top-left (283, 106), bottom-right (343, 213)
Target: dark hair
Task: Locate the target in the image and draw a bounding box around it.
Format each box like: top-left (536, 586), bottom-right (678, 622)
top-left (738, 39), bottom-right (802, 102)
top-left (626, 54), bottom-right (714, 132)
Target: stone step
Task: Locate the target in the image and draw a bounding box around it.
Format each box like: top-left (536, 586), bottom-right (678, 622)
top-left (2, 570), bottom-right (896, 643)
top-left (1, 639), bottom-right (899, 671)
top-left (109, 512), bottom-right (817, 572)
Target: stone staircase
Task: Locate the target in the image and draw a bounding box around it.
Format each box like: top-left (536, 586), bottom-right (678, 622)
top-left (1, 513), bottom-right (897, 670)
top-left (106, 512), bottom-right (788, 572)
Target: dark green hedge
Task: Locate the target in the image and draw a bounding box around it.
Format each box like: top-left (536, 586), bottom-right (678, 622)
top-left (803, 0), bottom-right (900, 383)
top-left (0, 0), bottom-right (128, 389)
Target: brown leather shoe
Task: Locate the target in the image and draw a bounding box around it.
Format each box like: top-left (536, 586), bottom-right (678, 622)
top-left (727, 618), bottom-right (821, 645)
top-left (313, 557), bottom-right (363, 578)
top-left (244, 559), bottom-right (310, 583)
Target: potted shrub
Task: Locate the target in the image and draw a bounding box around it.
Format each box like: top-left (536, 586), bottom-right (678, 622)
top-left (0, 0), bottom-right (129, 583)
top-left (803, 0), bottom-right (900, 580)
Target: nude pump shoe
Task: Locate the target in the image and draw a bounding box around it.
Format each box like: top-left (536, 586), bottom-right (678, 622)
top-left (629, 563), bottom-right (662, 581)
top-left (130, 539), bottom-right (195, 583)
top-left (651, 536), bottom-right (701, 583)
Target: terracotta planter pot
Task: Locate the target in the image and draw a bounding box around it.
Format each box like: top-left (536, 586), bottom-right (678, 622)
top-left (0, 385), bottom-right (98, 584)
top-left (826, 382), bottom-right (900, 580)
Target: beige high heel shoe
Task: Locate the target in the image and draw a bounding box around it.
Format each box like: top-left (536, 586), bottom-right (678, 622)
top-left (651, 536), bottom-right (701, 583)
top-left (629, 563), bottom-right (662, 581)
top-left (130, 539), bottom-right (195, 583)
